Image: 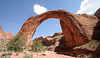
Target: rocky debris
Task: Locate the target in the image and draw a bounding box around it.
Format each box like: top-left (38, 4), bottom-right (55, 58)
top-left (42, 54), bottom-right (46, 56)
top-left (16, 52), bottom-right (19, 56)
top-left (73, 40), bottom-right (100, 51)
top-left (0, 39), bottom-right (12, 58)
top-left (0, 26), bottom-right (14, 40)
top-left (36, 53), bottom-right (46, 56)
top-left (76, 53), bottom-right (98, 58)
top-left (1, 52), bottom-right (12, 56)
top-left (23, 53), bottom-right (33, 58)
top-left (1, 56), bottom-right (11, 58)
top-left (95, 43), bottom-right (100, 56)
top-left (48, 45), bottom-right (56, 51)
top-left (1, 52), bottom-right (12, 58)
top-left (73, 40), bottom-right (100, 55)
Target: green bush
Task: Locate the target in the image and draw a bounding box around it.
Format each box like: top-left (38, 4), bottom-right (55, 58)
top-left (23, 54), bottom-right (33, 58)
top-left (31, 40), bottom-right (46, 52)
top-left (6, 32), bottom-right (26, 52)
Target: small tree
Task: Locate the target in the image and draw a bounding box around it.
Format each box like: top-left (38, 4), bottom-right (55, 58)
top-left (31, 40), bottom-right (46, 52)
top-left (6, 32), bottom-right (26, 52)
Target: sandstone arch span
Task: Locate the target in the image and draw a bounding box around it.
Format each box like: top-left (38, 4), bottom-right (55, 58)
top-left (16, 10), bottom-right (97, 48)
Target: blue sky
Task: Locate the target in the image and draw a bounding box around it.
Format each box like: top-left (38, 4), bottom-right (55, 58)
top-left (0, 0), bottom-right (100, 40)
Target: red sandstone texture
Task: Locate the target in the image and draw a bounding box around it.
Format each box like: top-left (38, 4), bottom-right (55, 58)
top-left (15, 9), bottom-right (100, 56)
top-left (0, 26), bottom-right (14, 40)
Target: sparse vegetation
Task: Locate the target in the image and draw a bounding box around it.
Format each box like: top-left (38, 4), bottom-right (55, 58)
top-left (31, 40), bottom-right (47, 52)
top-left (73, 40), bottom-right (100, 51)
top-left (6, 32), bottom-right (26, 52)
top-left (0, 39), bottom-right (10, 52)
top-left (77, 53), bottom-right (93, 58)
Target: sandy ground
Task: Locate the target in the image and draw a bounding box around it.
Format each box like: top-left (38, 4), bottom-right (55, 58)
top-left (0, 51), bottom-right (75, 58)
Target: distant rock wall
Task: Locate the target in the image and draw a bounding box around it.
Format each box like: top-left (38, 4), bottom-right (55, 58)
top-left (0, 26), bottom-right (14, 40)
top-left (33, 32), bottom-right (64, 46)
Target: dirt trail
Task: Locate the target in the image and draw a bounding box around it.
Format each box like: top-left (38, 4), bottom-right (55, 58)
top-left (3, 51), bottom-right (75, 58)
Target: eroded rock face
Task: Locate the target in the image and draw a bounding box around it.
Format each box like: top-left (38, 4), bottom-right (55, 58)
top-left (94, 8), bottom-right (100, 20)
top-left (0, 26), bottom-right (14, 40)
top-left (93, 8), bottom-right (100, 40)
top-left (33, 32), bottom-right (64, 46)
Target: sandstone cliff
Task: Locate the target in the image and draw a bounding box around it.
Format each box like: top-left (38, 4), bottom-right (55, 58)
top-left (0, 26), bottom-right (14, 40)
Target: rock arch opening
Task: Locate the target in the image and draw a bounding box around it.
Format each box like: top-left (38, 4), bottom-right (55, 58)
top-left (16, 10), bottom-right (89, 48)
top-left (31, 18), bottom-right (62, 41)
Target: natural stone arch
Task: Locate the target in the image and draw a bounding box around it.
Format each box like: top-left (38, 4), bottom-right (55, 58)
top-left (16, 10), bottom-right (89, 48)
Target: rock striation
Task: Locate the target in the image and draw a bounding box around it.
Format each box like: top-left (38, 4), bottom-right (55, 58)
top-left (0, 26), bottom-right (14, 40)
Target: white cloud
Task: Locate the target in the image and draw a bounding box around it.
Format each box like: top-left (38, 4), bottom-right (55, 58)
top-left (77, 0), bottom-right (100, 14)
top-left (33, 4), bottom-right (47, 14)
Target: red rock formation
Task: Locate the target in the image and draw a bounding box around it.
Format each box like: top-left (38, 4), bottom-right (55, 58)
top-left (15, 10), bottom-right (99, 55)
top-left (0, 26), bottom-right (6, 39)
top-left (93, 8), bottom-right (100, 40)
top-left (94, 8), bottom-right (100, 20)
top-left (0, 26), bottom-right (14, 40)
top-left (33, 32), bottom-right (64, 46)
top-left (17, 10), bottom-right (94, 46)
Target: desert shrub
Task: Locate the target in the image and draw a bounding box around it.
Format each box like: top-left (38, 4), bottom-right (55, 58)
top-left (6, 32), bottom-right (26, 52)
top-left (31, 40), bottom-right (46, 52)
top-left (0, 39), bottom-right (10, 52)
top-left (23, 54), bottom-right (33, 58)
